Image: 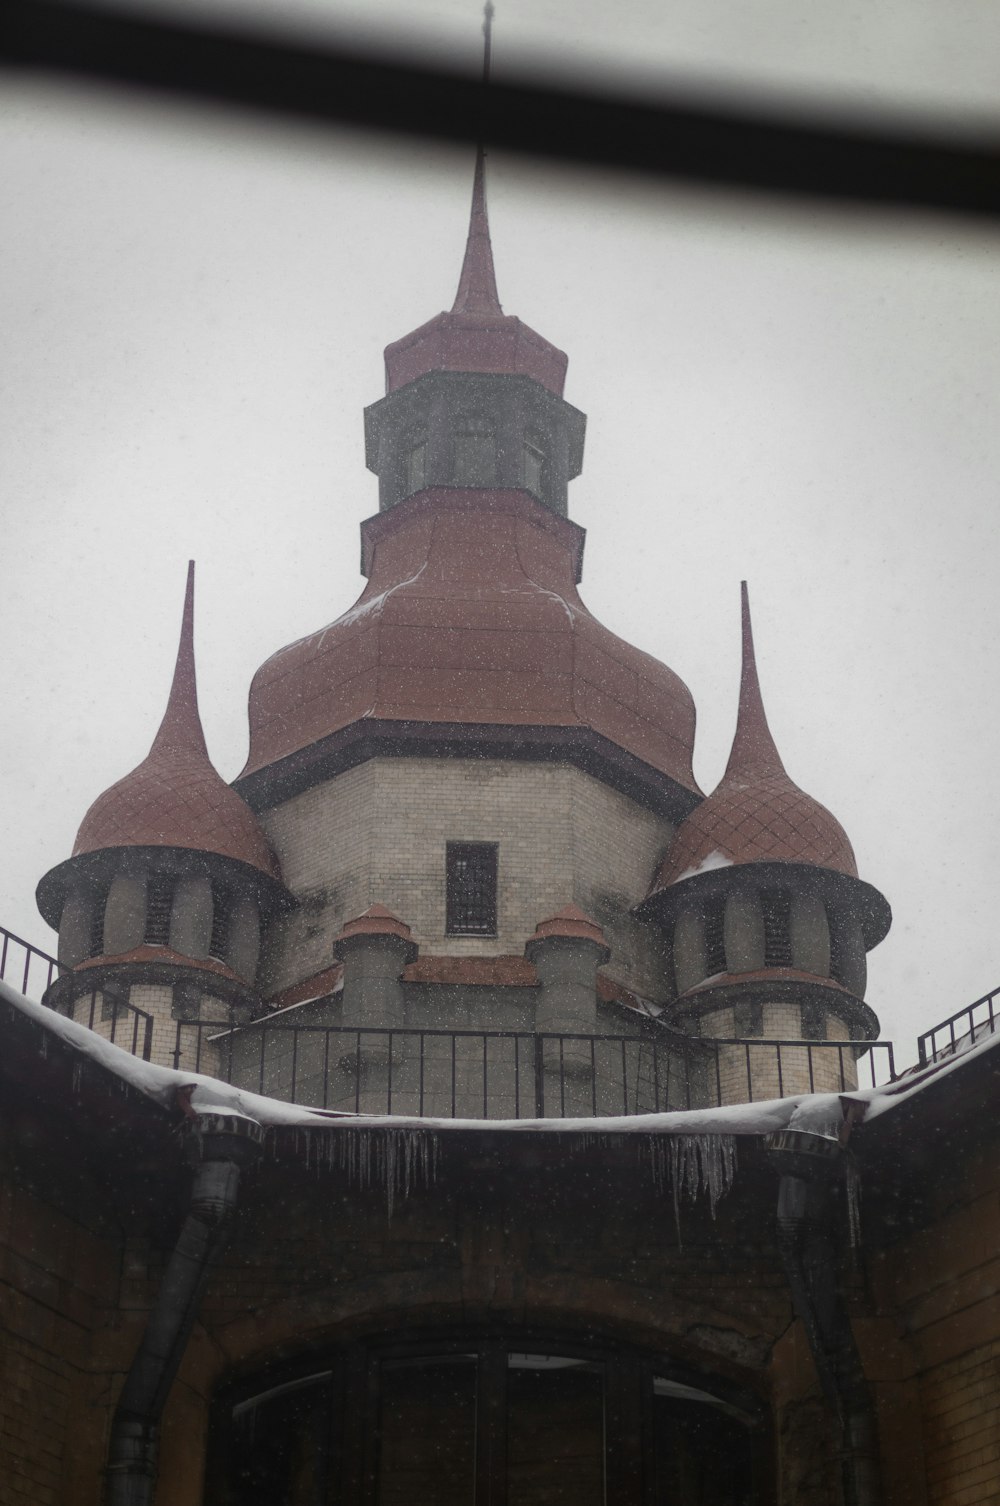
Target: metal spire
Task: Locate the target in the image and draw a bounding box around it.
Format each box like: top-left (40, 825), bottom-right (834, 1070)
top-left (149, 560), bottom-right (210, 759)
top-left (451, 3), bottom-right (502, 316)
top-left (722, 582), bottom-right (787, 783)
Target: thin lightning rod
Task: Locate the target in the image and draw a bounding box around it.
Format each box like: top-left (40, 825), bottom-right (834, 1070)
top-left (482, 2), bottom-right (494, 85)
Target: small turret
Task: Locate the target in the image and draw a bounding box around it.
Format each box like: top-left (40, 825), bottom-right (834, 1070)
top-left (37, 564), bottom-right (290, 1060)
top-left (364, 146), bottom-right (585, 517)
top-left (638, 585), bottom-right (890, 1076)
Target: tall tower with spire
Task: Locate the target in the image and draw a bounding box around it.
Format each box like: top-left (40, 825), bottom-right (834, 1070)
top-left (230, 144), bottom-right (702, 1033)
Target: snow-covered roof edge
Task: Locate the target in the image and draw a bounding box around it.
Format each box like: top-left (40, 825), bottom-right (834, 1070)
top-left (3, 978), bottom-right (997, 1138)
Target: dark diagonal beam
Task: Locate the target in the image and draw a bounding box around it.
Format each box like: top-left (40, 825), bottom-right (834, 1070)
top-left (3, 0), bottom-right (1000, 219)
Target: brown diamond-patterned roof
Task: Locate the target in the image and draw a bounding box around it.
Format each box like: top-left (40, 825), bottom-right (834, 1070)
top-left (72, 564), bottom-right (280, 882)
top-left (651, 583), bottom-right (858, 892)
top-left (241, 489), bottom-right (699, 796)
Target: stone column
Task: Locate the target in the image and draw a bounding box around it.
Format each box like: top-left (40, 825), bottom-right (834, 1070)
top-left (334, 905), bottom-right (418, 1113)
top-left (673, 906), bottom-right (707, 995)
top-left (103, 872), bottom-right (146, 955)
top-left (525, 905), bottom-right (610, 1113)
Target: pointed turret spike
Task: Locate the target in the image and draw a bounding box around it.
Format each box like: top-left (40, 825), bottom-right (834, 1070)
top-left (451, 145), bottom-right (503, 316)
top-left (723, 581), bottom-right (786, 781)
top-left (150, 560), bottom-right (209, 759)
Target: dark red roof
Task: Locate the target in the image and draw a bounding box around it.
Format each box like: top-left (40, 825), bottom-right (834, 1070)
top-left (73, 564), bottom-right (280, 882)
top-left (241, 489), bottom-right (699, 795)
top-left (651, 583), bottom-right (857, 892)
top-left (530, 904), bottom-right (607, 948)
top-left (334, 904), bottom-right (415, 950)
top-left (403, 955), bottom-right (538, 987)
top-left (383, 149), bottom-right (568, 397)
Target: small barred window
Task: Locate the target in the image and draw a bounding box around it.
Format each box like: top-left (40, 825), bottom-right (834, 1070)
top-left (760, 889), bottom-right (792, 968)
top-left (446, 843), bottom-right (498, 936)
top-left (145, 874), bottom-right (175, 947)
top-left (209, 883), bottom-right (231, 963)
top-left (89, 893), bottom-right (106, 959)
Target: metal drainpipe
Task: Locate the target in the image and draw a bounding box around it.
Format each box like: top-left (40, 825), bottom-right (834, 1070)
top-left (105, 1111), bottom-right (264, 1506)
top-left (768, 1128), bottom-right (882, 1506)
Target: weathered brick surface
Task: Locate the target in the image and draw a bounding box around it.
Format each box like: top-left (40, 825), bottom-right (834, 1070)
top-left (259, 757), bottom-right (673, 1001)
top-left (0, 1171), bottom-right (122, 1506)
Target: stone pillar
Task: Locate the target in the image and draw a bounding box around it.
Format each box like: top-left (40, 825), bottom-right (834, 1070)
top-left (228, 895), bottom-right (261, 983)
top-left (58, 887), bottom-right (95, 967)
top-left (103, 872), bottom-right (146, 955)
top-left (170, 876), bottom-right (212, 959)
top-left (334, 906), bottom-right (418, 1109)
top-left (790, 893), bottom-right (831, 977)
top-left (525, 906), bottom-right (610, 1111)
top-left (833, 910), bottom-right (868, 998)
top-left (673, 907), bottom-right (707, 995)
top-left (724, 890), bottom-right (765, 973)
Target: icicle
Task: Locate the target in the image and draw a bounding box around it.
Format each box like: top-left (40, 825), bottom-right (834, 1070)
top-left (844, 1156), bottom-right (862, 1249)
top-left (652, 1134), bottom-right (738, 1248)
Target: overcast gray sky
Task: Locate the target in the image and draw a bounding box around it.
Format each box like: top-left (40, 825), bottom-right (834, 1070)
top-left (2, 0), bottom-right (999, 1063)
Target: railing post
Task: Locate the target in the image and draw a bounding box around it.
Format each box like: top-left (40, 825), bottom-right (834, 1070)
top-left (533, 1035), bottom-right (545, 1119)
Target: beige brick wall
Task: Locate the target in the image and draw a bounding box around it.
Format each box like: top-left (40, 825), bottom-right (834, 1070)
top-left (67, 984), bottom-right (227, 1073)
top-left (259, 757), bottom-right (674, 1001)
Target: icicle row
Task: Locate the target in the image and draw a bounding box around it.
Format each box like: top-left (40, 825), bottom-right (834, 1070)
top-left (646, 1133), bottom-right (738, 1247)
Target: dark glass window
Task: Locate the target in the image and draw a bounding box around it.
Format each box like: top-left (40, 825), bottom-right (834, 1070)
top-left (210, 883), bottom-right (231, 962)
top-left (212, 1340), bottom-right (759, 1506)
top-left (522, 430), bottom-right (546, 498)
top-left (145, 874), bottom-right (175, 946)
top-left (652, 1376), bottom-right (756, 1505)
top-left (507, 1354), bottom-right (605, 1506)
top-left (377, 1356), bottom-right (477, 1506)
top-left (446, 843), bottom-right (498, 936)
top-left (230, 1373), bottom-right (333, 1506)
top-left (453, 416), bottom-right (496, 486)
top-left (760, 889), bottom-right (792, 968)
top-left (403, 430), bottom-right (427, 496)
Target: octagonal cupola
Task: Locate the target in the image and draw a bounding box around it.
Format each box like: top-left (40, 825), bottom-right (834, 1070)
top-left (364, 147), bottom-right (586, 517)
top-left (37, 564), bottom-right (290, 1037)
top-left (639, 584), bottom-right (890, 1047)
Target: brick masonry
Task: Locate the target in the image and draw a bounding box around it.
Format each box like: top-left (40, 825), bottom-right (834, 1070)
top-left (258, 757), bottom-right (674, 1002)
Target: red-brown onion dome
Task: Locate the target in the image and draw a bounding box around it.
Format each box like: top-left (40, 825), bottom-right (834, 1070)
top-left (239, 488), bottom-right (700, 801)
top-left (652, 763), bottom-right (858, 890)
top-left (39, 565), bottom-right (280, 929)
top-left (648, 583), bottom-right (872, 906)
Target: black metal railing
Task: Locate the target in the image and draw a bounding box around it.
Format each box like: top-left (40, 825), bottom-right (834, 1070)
top-left (917, 983), bottom-right (1000, 1066)
top-left (168, 1020), bottom-right (896, 1119)
top-left (0, 923), bottom-right (155, 1061)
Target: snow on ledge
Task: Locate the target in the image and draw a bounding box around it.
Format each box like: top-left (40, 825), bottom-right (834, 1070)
top-left (3, 977), bottom-right (997, 1139)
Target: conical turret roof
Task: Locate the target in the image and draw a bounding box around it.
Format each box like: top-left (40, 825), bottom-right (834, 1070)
top-left (650, 584), bottom-right (858, 892)
top-left (72, 564), bottom-right (280, 881)
top-left (383, 148), bottom-right (569, 396)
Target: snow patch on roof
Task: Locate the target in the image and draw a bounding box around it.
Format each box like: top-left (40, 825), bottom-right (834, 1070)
top-left (672, 850), bottom-right (734, 885)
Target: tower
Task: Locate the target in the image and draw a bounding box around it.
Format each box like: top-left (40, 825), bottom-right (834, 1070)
top-left (231, 147), bottom-right (702, 1030)
top-left (36, 564), bottom-right (289, 1064)
top-left (638, 583), bottom-right (890, 1094)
